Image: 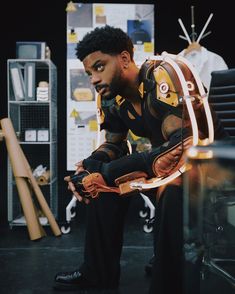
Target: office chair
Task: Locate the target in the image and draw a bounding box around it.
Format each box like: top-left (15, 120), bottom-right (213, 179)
top-left (208, 68), bottom-right (235, 138)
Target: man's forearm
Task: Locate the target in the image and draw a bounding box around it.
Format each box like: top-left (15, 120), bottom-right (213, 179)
top-left (86, 141), bottom-right (130, 162)
top-left (83, 128), bottom-right (192, 186)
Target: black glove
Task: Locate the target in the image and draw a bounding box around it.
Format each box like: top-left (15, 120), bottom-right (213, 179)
top-left (69, 171), bottom-right (91, 198)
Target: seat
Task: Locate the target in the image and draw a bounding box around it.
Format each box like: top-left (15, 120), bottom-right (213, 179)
top-left (208, 68), bottom-right (235, 139)
top-left (203, 69), bottom-right (235, 287)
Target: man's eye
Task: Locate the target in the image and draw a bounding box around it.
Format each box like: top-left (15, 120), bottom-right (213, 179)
top-left (96, 64), bottom-right (104, 72)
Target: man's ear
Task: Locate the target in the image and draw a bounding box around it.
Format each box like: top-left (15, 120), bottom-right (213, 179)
top-left (119, 51), bottom-right (131, 69)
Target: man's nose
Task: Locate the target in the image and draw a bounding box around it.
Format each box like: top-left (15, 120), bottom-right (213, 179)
top-left (90, 74), bottom-right (101, 85)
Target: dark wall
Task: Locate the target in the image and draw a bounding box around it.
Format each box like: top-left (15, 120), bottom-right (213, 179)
top-left (0, 0), bottom-right (234, 225)
top-left (0, 0), bottom-right (67, 225)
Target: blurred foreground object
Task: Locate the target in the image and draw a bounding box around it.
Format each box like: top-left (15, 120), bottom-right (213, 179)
top-left (183, 140), bottom-right (235, 293)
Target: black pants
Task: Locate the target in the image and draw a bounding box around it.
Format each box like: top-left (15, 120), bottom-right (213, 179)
top-left (149, 185), bottom-right (183, 294)
top-left (79, 185), bottom-right (185, 293)
top-left (79, 192), bottom-right (131, 289)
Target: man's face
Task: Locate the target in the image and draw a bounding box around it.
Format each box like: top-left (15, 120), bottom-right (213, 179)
top-left (83, 51), bottom-right (125, 100)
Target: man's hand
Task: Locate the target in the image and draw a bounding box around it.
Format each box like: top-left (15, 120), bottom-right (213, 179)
top-left (64, 165), bottom-right (90, 204)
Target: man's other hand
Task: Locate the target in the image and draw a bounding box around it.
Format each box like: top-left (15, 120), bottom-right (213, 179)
top-left (64, 173), bottom-right (90, 204)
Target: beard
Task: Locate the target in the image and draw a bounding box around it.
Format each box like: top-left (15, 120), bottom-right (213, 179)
top-left (101, 69), bottom-right (126, 100)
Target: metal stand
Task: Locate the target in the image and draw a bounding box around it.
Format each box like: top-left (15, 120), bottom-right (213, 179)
top-left (60, 195), bottom-right (77, 234)
top-left (139, 192), bottom-right (155, 233)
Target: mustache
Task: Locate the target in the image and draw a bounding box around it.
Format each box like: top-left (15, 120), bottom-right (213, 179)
top-left (95, 84), bottom-right (109, 92)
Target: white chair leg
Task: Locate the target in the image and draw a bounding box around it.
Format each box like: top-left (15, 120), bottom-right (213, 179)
top-left (61, 195), bottom-right (77, 234)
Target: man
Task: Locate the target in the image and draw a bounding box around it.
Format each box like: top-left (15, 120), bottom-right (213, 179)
top-left (54, 25), bottom-right (228, 293)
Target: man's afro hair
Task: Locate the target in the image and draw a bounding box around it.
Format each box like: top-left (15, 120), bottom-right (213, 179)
top-left (76, 25), bottom-right (134, 61)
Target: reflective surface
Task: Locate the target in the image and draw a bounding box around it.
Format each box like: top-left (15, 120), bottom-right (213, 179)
top-left (183, 140), bottom-right (235, 294)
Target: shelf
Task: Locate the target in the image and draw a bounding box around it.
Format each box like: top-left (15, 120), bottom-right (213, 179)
top-left (7, 59), bottom-right (58, 226)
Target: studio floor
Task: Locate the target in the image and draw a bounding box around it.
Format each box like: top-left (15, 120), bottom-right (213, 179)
top-left (0, 198), bottom-right (154, 294)
top-left (0, 197), bottom-right (235, 294)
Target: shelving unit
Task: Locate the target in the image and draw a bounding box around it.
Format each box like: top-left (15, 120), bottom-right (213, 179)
top-left (7, 59), bottom-right (58, 227)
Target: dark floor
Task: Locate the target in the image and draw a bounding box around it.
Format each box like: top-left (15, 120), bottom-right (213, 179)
top-left (0, 197), bottom-right (235, 294)
top-left (0, 197), bottom-right (154, 294)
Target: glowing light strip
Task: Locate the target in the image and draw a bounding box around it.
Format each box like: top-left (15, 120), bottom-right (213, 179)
top-left (163, 55), bottom-right (199, 146)
top-left (147, 55), bottom-right (164, 62)
top-left (176, 55), bottom-right (214, 143)
top-left (185, 97), bottom-right (199, 146)
top-left (130, 54), bottom-right (200, 190)
top-left (149, 54), bottom-right (199, 146)
top-left (202, 99), bottom-right (214, 143)
top-left (162, 53), bottom-right (214, 144)
top-left (163, 53), bottom-right (206, 95)
top-left (130, 164), bottom-right (187, 189)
